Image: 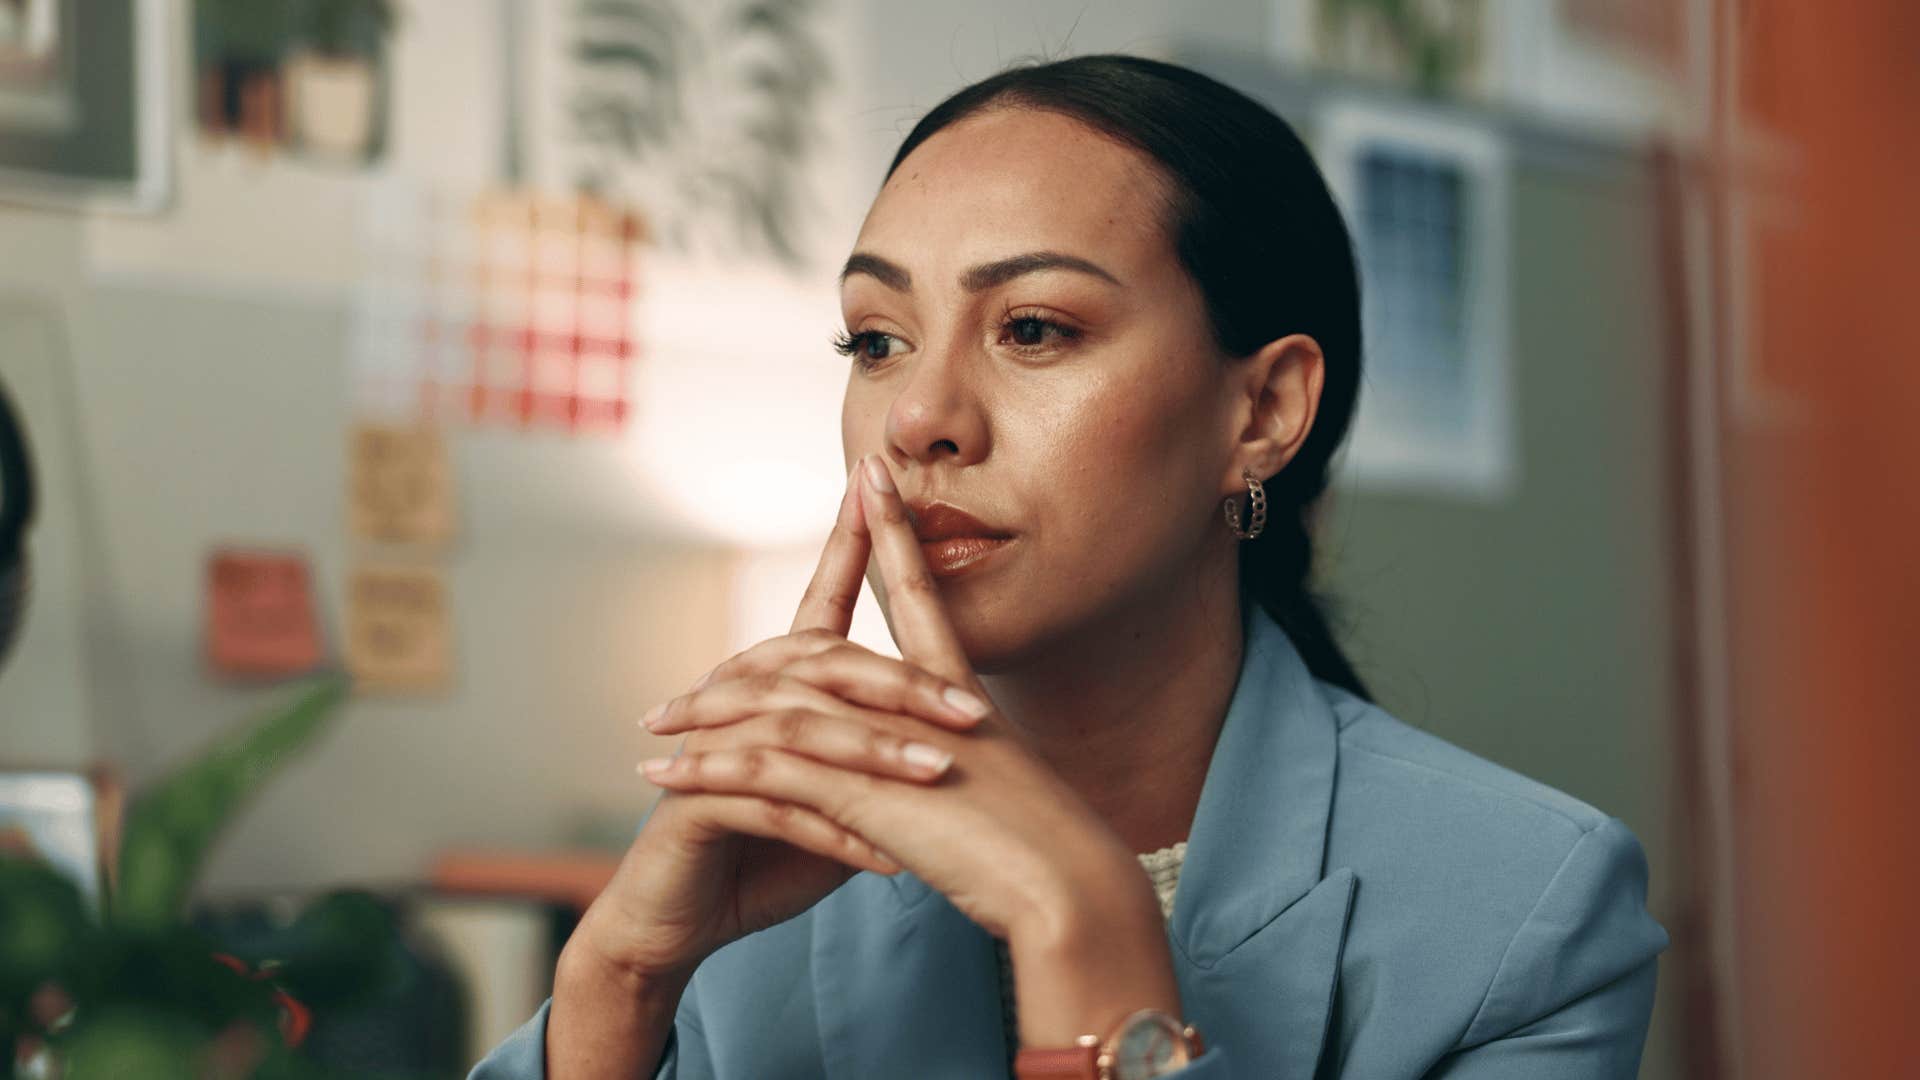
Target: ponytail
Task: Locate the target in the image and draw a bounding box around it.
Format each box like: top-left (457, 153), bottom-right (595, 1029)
top-left (1240, 506), bottom-right (1372, 702)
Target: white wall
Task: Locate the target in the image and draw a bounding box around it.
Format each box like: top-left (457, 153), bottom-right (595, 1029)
top-left (0, 0), bottom-right (1283, 896)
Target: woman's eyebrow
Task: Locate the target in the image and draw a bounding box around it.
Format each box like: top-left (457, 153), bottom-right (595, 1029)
top-left (838, 251), bottom-right (1122, 293)
top-left (840, 252), bottom-right (912, 291)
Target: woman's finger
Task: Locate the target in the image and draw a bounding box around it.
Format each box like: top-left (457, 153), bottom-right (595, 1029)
top-left (640, 745), bottom-right (924, 833)
top-left (685, 630), bottom-right (844, 696)
top-left (856, 455), bottom-right (976, 686)
top-left (665, 706), bottom-right (957, 782)
top-left (648, 652), bottom-right (989, 735)
top-left (790, 463), bottom-right (873, 636)
top-left (667, 791), bottom-right (901, 876)
top-left (785, 646), bottom-right (993, 727)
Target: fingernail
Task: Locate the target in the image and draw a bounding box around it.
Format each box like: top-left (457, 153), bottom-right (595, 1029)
top-left (901, 742), bottom-right (953, 775)
top-left (863, 455), bottom-right (894, 493)
top-left (640, 702), bottom-right (668, 730)
top-left (942, 686), bottom-right (993, 721)
top-left (639, 756), bottom-right (674, 777)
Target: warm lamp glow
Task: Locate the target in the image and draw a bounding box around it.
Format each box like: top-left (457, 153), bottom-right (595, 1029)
top-left (628, 255), bottom-right (852, 548)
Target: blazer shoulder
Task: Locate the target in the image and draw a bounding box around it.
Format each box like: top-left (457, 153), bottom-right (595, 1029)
top-left (1315, 685), bottom-right (1669, 1057)
top-left (1325, 684), bottom-right (1617, 838)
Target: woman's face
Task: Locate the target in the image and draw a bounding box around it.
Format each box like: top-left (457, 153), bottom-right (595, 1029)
top-left (838, 107), bottom-right (1252, 671)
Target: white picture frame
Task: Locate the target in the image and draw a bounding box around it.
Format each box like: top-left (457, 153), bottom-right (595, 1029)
top-left (1312, 95), bottom-right (1516, 500)
top-left (0, 0), bottom-right (169, 213)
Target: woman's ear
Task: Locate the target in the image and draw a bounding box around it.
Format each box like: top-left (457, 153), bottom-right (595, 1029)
top-left (1230, 332), bottom-right (1324, 489)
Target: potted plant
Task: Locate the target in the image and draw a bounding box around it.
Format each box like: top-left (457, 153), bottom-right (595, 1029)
top-left (0, 677), bottom-right (414, 1077)
top-left (283, 0), bottom-right (400, 164)
top-left (194, 0), bottom-right (296, 147)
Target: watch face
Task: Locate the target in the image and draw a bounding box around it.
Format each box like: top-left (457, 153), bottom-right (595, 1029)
top-left (1109, 1011), bottom-right (1193, 1080)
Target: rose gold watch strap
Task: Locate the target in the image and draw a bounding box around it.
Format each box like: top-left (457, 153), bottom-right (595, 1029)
top-left (1013, 1043), bottom-right (1100, 1080)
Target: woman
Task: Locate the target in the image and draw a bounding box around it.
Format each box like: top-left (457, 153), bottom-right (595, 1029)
top-left (475, 54), bottom-right (1668, 1079)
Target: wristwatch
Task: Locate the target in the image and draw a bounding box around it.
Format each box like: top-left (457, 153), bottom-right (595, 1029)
top-left (1013, 1008), bottom-right (1206, 1080)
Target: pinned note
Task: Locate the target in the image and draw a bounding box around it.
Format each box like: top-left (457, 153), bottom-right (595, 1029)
top-left (345, 563), bottom-right (452, 693)
top-left (205, 549), bottom-right (325, 678)
top-left (348, 422), bottom-right (456, 547)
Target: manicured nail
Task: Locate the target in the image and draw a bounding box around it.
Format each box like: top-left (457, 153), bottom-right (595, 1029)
top-left (942, 686), bottom-right (992, 721)
top-left (863, 455), bottom-right (894, 493)
top-left (640, 702), bottom-right (667, 730)
top-left (901, 742), bottom-right (953, 775)
top-left (639, 756), bottom-right (675, 777)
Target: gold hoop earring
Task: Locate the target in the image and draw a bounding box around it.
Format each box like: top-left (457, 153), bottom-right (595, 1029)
top-left (1224, 469), bottom-right (1267, 540)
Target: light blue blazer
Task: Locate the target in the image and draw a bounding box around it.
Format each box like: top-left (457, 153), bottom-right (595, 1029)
top-left (474, 607), bottom-right (1669, 1078)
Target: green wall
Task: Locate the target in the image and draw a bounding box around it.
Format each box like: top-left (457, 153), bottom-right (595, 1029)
top-left (1322, 127), bottom-right (1682, 1080)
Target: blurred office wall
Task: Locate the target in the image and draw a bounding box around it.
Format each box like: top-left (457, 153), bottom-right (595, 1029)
top-left (15, 2), bottom-right (1900, 1077)
top-left (0, 0), bottom-right (1270, 900)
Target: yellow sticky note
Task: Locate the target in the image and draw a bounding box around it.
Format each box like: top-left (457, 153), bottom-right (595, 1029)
top-left (348, 422), bottom-right (455, 546)
top-left (345, 563), bottom-right (451, 693)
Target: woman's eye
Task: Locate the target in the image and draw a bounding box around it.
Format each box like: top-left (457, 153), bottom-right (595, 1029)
top-left (858, 332), bottom-right (901, 360)
top-left (1009, 317), bottom-right (1049, 346)
top-left (832, 329), bottom-right (905, 367)
top-left (1002, 314), bottom-right (1079, 352)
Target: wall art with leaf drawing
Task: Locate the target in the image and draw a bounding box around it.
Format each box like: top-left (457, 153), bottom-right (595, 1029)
top-left (555, 0), bottom-right (839, 270)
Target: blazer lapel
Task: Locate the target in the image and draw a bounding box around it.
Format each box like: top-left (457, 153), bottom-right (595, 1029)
top-left (1168, 607), bottom-right (1355, 1078)
top-left (812, 870), bottom-right (1009, 1079)
top-left (812, 607), bottom-right (1352, 1079)
top-left (1175, 869), bottom-right (1356, 1078)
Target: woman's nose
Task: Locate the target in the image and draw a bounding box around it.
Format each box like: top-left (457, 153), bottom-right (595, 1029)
top-left (882, 348), bottom-right (988, 469)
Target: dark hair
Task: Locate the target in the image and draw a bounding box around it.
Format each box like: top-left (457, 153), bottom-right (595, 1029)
top-left (885, 53), bottom-right (1372, 702)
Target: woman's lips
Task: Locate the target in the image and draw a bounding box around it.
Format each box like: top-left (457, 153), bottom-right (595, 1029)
top-left (909, 501), bottom-right (1013, 578)
top-left (921, 536), bottom-right (1013, 577)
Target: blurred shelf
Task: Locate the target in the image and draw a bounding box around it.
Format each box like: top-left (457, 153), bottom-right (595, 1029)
top-left (430, 849), bottom-right (620, 910)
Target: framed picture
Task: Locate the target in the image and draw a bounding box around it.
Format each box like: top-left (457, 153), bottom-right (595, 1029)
top-left (515, 0), bottom-right (852, 271)
top-left (0, 0), bottom-right (168, 212)
top-left (1311, 95), bottom-right (1516, 500)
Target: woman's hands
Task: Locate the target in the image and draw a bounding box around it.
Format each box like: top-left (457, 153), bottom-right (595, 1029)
top-left (636, 457), bottom-right (1158, 949)
top-left (568, 464), bottom-right (982, 984)
top-left (560, 456), bottom-right (1180, 1060)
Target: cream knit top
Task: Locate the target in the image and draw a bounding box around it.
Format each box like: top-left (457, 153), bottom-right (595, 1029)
top-left (993, 841), bottom-right (1189, 1072)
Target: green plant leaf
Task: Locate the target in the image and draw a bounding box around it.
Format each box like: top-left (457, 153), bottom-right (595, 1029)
top-left (112, 677), bottom-right (348, 933)
top-left (300, 0), bottom-right (399, 58)
top-left (196, 0), bottom-right (296, 64)
top-left (75, 923), bottom-right (285, 1031)
top-left (54, 1005), bottom-right (209, 1080)
top-left (226, 889), bottom-right (405, 1009)
top-left (0, 853), bottom-right (93, 1006)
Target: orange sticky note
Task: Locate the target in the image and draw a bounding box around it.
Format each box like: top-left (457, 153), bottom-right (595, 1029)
top-left (348, 422), bottom-right (455, 546)
top-left (205, 549), bottom-right (324, 677)
top-left (345, 563), bottom-right (451, 693)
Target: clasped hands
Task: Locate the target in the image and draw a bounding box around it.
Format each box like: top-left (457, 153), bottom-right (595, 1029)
top-left (562, 455), bottom-right (1186, 1053)
top-left (636, 456), bottom-right (1156, 950)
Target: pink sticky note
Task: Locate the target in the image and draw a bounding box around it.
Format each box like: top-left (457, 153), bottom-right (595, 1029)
top-left (205, 549), bottom-right (324, 678)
